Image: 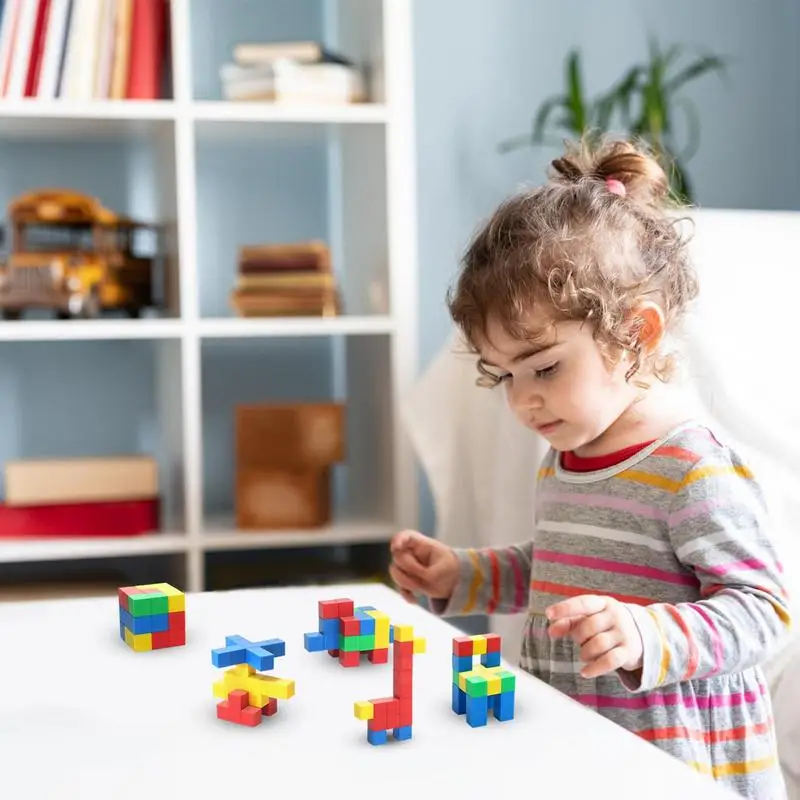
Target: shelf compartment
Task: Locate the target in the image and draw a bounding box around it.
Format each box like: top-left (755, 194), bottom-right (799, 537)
top-left (0, 319), bottom-right (184, 342)
top-left (0, 338), bottom-right (187, 536)
top-left (0, 533), bottom-right (187, 564)
top-left (194, 123), bottom-right (389, 319)
top-left (199, 335), bottom-right (395, 534)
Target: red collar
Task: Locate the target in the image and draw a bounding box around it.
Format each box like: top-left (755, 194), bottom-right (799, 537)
top-left (560, 440), bottom-right (655, 473)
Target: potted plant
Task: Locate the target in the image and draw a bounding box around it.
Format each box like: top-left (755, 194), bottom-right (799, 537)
top-left (498, 38), bottom-right (728, 203)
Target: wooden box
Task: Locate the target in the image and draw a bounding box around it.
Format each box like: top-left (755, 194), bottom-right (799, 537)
top-left (235, 468), bottom-right (331, 529)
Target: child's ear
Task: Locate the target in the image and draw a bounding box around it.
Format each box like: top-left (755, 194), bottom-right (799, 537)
top-left (630, 301), bottom-right (665, 353)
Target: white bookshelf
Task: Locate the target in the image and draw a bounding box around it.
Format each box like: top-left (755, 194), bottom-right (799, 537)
top-left (0, 0), bottom-right (418, 593)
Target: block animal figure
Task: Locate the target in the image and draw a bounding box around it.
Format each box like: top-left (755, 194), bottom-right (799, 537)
top-left (353, 623), bottom-right (425, 745)
top-left (211, 635), bottom-right (295, 727)
top-left (304, 597), bottom-right (394, 667)
top-left (118, 582), bottom-right (185, 651)
top-left (452, 634), bottom-right (516, 727)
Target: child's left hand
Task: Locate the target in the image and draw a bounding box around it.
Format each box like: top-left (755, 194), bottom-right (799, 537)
top-left (545, 595), bottom-right (644, 679)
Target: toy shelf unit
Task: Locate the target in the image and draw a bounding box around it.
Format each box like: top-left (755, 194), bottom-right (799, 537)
top-left (0, 0), bottom-right (418, 596)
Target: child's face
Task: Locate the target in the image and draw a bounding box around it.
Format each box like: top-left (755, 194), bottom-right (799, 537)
top-left (478, 314), bottom-right (639, 454)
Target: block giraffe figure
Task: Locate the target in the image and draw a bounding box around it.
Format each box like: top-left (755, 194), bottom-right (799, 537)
top-left (354, 623), bottom-right (425, 744)
top-left (452, 634), bottom-right (516, 727)
top-left (304, 597), bottom-right (394, 667)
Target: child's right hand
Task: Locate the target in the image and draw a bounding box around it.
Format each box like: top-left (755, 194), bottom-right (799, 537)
top-left (389, 529), bottom-right (460, 604)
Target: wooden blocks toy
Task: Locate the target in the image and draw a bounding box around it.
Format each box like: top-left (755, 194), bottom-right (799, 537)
top-left (452, 634), bottom-right (516, 727)
top-left (354, 622), bottom-right (425, 745)
top-left (304, 597), bottom-right (394, 667)
top-left (212, 635), bottom-right (295, 726)
top-left (118, 582), bottom-right (185, 652)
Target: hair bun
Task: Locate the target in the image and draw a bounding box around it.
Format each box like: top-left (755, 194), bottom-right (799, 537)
top-left (550, 137), bottom-right (671, 206)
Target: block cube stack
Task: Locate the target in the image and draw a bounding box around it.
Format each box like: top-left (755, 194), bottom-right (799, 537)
top-left (304, 597), bottom-right (394, 667)
top-left (452, 633), bottom-right (516, 727)
top-left (118, 582), bottom-right (186, 652)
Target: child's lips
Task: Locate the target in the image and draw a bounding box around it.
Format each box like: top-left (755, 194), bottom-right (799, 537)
top-left (535, 420), bottom-right (563, 435)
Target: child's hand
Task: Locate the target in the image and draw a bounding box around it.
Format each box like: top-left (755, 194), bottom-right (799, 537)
top-left (545, 595), bottom-right (644, 679)
top-left (389, 529), bottom-right (460, 604)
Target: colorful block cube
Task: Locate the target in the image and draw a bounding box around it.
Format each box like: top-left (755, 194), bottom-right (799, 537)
top-left (119, 583), bottom-right (186, 651)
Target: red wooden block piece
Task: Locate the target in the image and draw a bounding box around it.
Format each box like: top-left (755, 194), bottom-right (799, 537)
top-left (485, 633), bottom-right (501, 653)
top-left (168, 611), bottom-right (185, 631)
top-left (339, 650), bottom-right (359, 668)
top-left (170, 629), bottom-right (186, 647)
top-left (394, 640), bottom-right (413, 658)
top-left (367, 648), bottom-right (388, 664)
top-left (453, 637), bottom-right (474, 657)
top-left (319, 600), bottom-right (341, 619)
top-left (240, 706), bottom-right (262, 726)
top-left (262, 697), bottom-right (278, 717)
top-left (372, 697), bottom-right (394, 726)
top-left (327, 649), bottom-right (340, 657)
top-left (340, 616), bottom-right (360, 636)
top-left (151, 631), bottom-right (172, 649)
top-left (216, 690), bottom-right (262, 727)
top-left (337, 599), bottom-right (355, 617)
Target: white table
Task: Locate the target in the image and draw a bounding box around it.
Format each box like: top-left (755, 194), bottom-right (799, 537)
top-left (0, 582), bottom-right (738, 799)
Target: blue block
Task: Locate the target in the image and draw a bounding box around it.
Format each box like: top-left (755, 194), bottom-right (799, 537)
top-left (304, 631), bottom-right (325, 652)
top-left (452, 654), bottom-right (473, 672)
top-left (120, 608), bottom-right (169, 635)
top-left (466, 694), bottom-right (489, 728)
top-left (367, 729), bottom-right (388, 746)
top-left (481, 651), bottom-right (501, 668)
top-left (393, 725), bottom-right (412, 741)
top-left (452, 683), bottom-right (466, 715)
top-left (320, 618), bottom-right (339, 639)
top-left (357, 605), bottom-right (375, 613)
top-left (211, 635), bottom-right (285, 671)
top-left (358, 616), bottom-right (375, 635)
top-left (494, 690), bottom-right (515, 722)
top-left (119, 622), bottom-right (126, 641)
top-left (389, 625), bottom-right (394, 644)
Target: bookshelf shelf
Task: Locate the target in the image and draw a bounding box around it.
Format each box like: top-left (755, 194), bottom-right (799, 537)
top-left (0, 0), bottom-right (418, 594)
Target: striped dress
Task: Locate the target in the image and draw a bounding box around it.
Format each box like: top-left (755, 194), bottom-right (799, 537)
top-left (435, 422), bottom-right (792, 799)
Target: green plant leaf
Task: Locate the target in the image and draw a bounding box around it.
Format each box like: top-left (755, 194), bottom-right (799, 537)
top-left (665, 54), bottom-right (727, 94)
top-left (532, 94), bottom-right (568, 141)
top-left (566, 50), bottom-right (587, 133)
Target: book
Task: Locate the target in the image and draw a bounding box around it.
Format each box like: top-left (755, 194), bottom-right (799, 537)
top-left (232, 40), bottom-right (352, 67)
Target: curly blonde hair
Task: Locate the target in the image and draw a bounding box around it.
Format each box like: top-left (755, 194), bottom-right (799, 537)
top-left (447, 137), bottom-right (699, 384)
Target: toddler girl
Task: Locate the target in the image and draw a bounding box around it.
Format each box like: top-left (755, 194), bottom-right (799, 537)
top-left (390, 138), bottom-right (792, 799)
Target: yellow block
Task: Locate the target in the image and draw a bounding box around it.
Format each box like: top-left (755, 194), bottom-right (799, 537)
top-left (471, 635), bottom-right (487, 655)
top-left (413, 637), bottom-right (426, 655)
top-left (136, 582), bottom-right (186, 612)
top-left (213, 664), bottom-right (296, 707)
top-left (457, 664), bottom-right (503, 696)
top-left (366, 610), bottom-right (391, 649)
top-left (354, 701), bottom-right (374, 721)
top-left (393, 624), bottom-right (414, 642)
top-left (124, 628), bottom-right (152, 652)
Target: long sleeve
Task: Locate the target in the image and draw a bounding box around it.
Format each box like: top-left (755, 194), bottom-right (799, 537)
top-left (623, 454), bottom-right (793, 692)
top-left (431, 541), bottom-right (534, 617)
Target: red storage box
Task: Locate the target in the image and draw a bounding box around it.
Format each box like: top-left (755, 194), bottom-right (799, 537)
top-left (0, 499), bottom-right (159, 537)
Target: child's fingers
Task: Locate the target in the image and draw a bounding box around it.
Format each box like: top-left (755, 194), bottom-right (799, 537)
top-left (547, 616), bottom-right (585, 639)
top-left (546, 594), bottom-right (608, 622)
top-left (580, 645), bottom-right (628, 679)
top-left (389, 562), bottom-right (426, 595)
top-left (392, 548), bottom-right (428, 580)
top-left (579, 630), bottom-right (622, 663)
top-left (569, 610), bottom-right (615, 646)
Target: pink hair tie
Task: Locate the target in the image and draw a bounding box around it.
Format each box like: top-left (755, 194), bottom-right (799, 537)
top-left (606, 178), bottom-right (626, 197)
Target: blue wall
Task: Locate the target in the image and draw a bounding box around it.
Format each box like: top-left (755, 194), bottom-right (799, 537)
top-left (412, 0), bottom-right (800, 533)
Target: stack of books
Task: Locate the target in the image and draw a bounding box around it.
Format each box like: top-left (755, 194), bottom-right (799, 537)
top-left (219, 39), bottom-right (365, 104)
top-left (230, 240), bottom-right (340, 318)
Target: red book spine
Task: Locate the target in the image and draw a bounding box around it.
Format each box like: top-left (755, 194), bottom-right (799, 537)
top-left (24, 0), bottom-right (51, 97)
top-left (125, 0), bottom-right (165, 100)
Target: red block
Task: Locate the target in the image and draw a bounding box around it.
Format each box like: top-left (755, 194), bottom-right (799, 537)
top-left (394, 640), bottom-right (413, 658)
top-left (168, 611), bottom-right (185, 632)
top-left (339, 650), bottom-right (359, 668)
top-left (397, 703), bottom-right (413, 727)
top-left (372, 698), bottom-right (394, 726)
top-left (337, 599), bottom-right (355, 617)
top-left (170, 629), bottom-right (186, 647)
top-left (262, 697), bottom-right (278, 717)
top-left (319, 600), bottom-right (341, 619)
top-left (151, 631), bottom-right (172, 649)
top-left (367, 648), bottom-right (388, 665)
top-left (216, 690), bottom-right (261, 727)
top-left (453, 637), bottom-right (474, 657)
top-left (340, 616), bottom-right (360, 636)
top-left (485, 633), bottom-right (501, 653)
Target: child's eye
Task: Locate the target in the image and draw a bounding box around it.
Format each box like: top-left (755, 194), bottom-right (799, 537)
top-left (535, 363), bottom-right (559, 379)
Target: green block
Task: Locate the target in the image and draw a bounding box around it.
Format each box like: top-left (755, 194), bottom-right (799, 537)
top-left (339, 634), bottom-right (361, 652)
top-left (128, 593), bottom-right (169, 617)
top-left (464, 674), bottom-right (489, 698)
top-left (359, 634), bottom-right (376, 651)
top-left (499, 670), bottom-right (516, 693)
